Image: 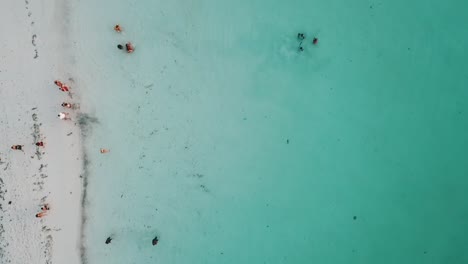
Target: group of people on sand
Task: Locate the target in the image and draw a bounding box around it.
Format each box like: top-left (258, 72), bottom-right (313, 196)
top-left (10, 142), bottom-right (45, 151)
top-left (35, 204), bottom-right (50, 218)
top-left (113, 24), bottom-right (135, 53)
top-left (297, 32), bottom-right (318, 52)
top-left (9, 79), bottom-right (78, 217)
top-left (55, 79), bottom-right (75, 120)
top-left (12, 26), bottom-right (154, 249)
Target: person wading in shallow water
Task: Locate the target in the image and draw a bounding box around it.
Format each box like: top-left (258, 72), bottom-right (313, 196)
top-left (105, 237), bottom-right (112, 244)
top-left (152, 236), bottom-right (159, 246)
top-left (117, 42), bottom-right (135, 53)
top-left (114, 24), bottom-right (122, 32)
top-left (125, 42), bottom-right (135, 53)
top-left (313, 37), bottom-right (318, 45)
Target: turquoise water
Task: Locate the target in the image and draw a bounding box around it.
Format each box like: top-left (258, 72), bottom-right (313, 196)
top-left (70, 0), bottom-right (468, 263)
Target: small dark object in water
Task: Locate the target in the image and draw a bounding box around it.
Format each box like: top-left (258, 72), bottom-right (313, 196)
top-left (286, 139), bottom-right (289, 144)
top-left (299, 46), bottom-right (304, 52)
top-left (313, 37), bottom-right (318, 45)
top-left (8, 201), bottom-right (12, 205)
top-left (297, 33), bottom-right (305, 40)
top-left (105, 237), bottom-right (112, 244)
top-left (117, 44), bottom-right (123, 50)
top-left (353, 216), bottom-right (357, 220)
top-left (152, 236), bottom-right (159, 246)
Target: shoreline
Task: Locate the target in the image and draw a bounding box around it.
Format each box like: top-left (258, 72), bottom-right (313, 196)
top-left (0, 0), bottom-right (84, 263)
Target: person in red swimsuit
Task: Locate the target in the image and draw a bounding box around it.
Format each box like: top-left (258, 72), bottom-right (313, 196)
top-left (55, 80), bottom-right (70, 91)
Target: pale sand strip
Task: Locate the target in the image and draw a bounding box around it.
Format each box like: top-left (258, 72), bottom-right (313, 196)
top-left (0, 1), bottom-right (82, 264)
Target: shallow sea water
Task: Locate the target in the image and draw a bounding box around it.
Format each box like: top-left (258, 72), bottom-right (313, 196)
top-left (70, 0), bottom-right (468, 263)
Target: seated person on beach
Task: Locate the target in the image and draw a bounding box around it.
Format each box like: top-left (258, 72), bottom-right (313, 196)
top-left (55, 80), bottom-right (70, 92)
top-left (59, 85), bottom-right (70, 92)
top-left (58, 112), bottom-right (71, 120)
top-left (54, 80), bottom-right (70, 92)
top-left (35, 141), bottom-right (44, 147)
top-left (62, 102), bottom-right (72, 108)
top-left (41, 204), bottom-right (50, 211)
top-left (11, 145), bottom-right (23, 150)
top-left (35, 211), bottom-right (47, 218)
top-left (114, 24), bottom-right (122, 32)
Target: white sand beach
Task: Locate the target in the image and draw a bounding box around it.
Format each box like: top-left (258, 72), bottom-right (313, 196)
top-left (0, 1), bottom-right (82, 263)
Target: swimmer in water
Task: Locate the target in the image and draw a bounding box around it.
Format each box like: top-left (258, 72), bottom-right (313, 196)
top-left (114, 24), bottom-right (122, 32)
top-left (105, 237), bottom-right (112, 244)
top-left (313, 37), bottom-right (318, 45)
top-left (297, 33), bottom-right (305, 40)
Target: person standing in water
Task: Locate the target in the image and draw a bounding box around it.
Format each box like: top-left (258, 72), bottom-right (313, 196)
top-left (152, 236), bottom-right (159, 246)
top-left (125, 42), bottom-right (135, 53)
top-left (114, 24), bottom-right (122, 32)
top-left (117, 42), bottom-right (135, 53)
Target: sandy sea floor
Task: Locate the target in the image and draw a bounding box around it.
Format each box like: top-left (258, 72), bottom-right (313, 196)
top-left (74, 0), bottom-right (468, 263)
